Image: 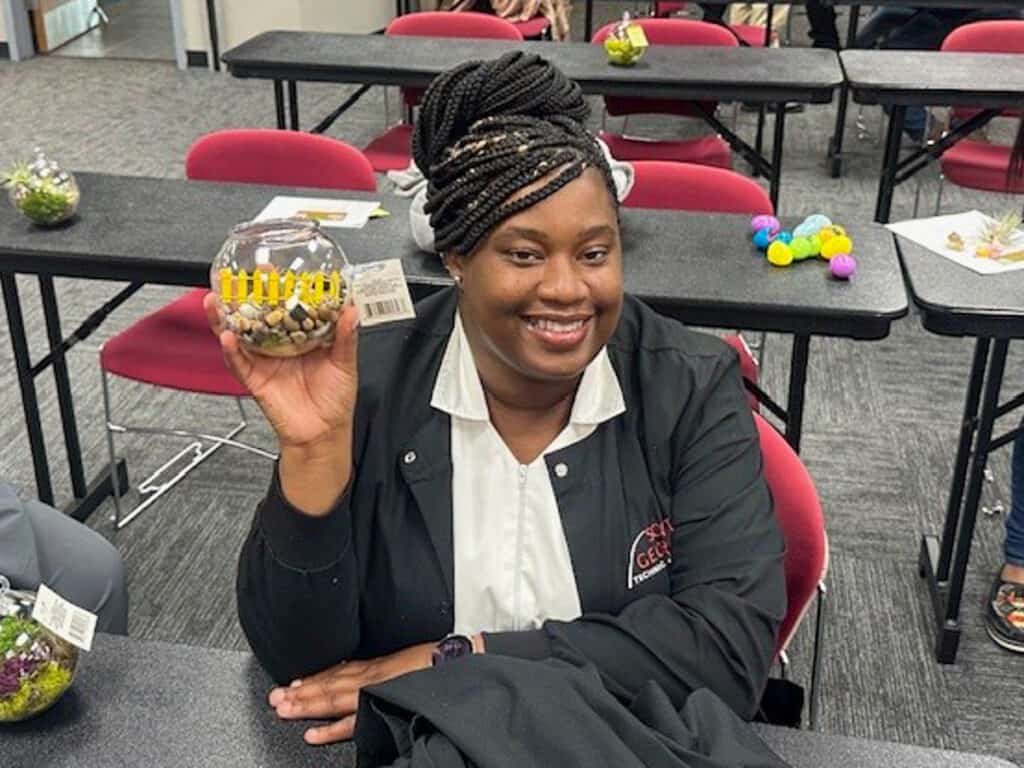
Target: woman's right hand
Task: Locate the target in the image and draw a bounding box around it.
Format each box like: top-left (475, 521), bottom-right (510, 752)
top-left (204, 292), bottom-right (359, 515)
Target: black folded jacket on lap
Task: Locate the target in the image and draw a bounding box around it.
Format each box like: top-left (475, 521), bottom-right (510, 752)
top-left (355, 654), bottom-right (789, 768)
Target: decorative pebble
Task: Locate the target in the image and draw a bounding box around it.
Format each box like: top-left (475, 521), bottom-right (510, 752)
top-left (239, 303), bottom-right (260, 320)
top-left (751, 214), bottom-right (780, 235)
top-left (793, 214), bottom-right (831, 239)
top-left (829, 253), bottom-right (857, 279)
top-left (265, 310), bottom-right (284, 327)
top-left (790, 236), bottom-right (814, 260)
top-left (301, 317), bottom-right (315, 332)
top-left (318, 305), bottom-right (334, 322)
top-left (283, 316), bottom-right (301, 332)
top-left (767, 241), bottom-right (794, 267)
top-left (820, 235), bottom-right (853, 260)
top-left (753, 227), bottom-right (774, 250)
top-left (289, 330), bottom-right (308, 344)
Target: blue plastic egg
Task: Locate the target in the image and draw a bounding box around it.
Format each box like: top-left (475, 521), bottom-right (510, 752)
top-left (753, 227), bottom-right (774, 250)
top-left (793, 214), bottom-right (832, 239)
top-left (775, 230), bottom-right (793, 245)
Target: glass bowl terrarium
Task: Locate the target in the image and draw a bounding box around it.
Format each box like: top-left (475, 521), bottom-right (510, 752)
top-left (3, 148), bottom-right (80, 226)
top-left (211, 218), bottom-right (353, 358)
top-left (0, 577), bottom-right (79, 723)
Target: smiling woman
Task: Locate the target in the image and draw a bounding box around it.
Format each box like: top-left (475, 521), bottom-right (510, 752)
top-left (219, 51), bottom-right (785, 748)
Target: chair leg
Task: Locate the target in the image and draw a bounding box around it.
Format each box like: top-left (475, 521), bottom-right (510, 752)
top-left (100, 364), bottom-right (124, 526)
top-left (808, 581), bottom-right (827, 730)
top-left (912, 175), bottom-right (923, 219)
top-left (934, 174), bottom-right (945, 216)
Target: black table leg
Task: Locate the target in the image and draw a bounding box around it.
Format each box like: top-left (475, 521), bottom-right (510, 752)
top-left (584, 0), bottom-right (593, 42)
top-left (937, 337), bottom-right (990, 582)
top-left (273, 80), bottom-right (286, 129)
top-left (785, 334), bottom-right (810, 453)
top-left (874, 104), bottom-right (905, 224)
top-left (755, 107), bottom-right (766, 165)
top-left (921, 338), bottom-right (1009, 664)
top-left (38, 276), bottom-right (87, 499)
top-left (288, 81), bottom-right (299, 131)
top-left (825, 4), bottom-right (860, 178)
top-left (2, 274), bottom-right (54, 505)
top-left (768, 101), bottom-right (787, 210)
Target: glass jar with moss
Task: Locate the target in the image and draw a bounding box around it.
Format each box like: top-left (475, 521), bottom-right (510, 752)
top-left (3, 148), bottom-right (80, 226)
top-left (0, 576), bottom-right (79, 722)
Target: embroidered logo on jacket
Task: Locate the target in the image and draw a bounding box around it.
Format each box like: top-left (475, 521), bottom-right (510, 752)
top-left (627, 519), bottom-right (674, 588)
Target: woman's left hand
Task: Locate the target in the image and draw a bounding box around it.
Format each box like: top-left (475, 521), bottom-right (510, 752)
top-left (268, 642), bottom-right (435, 744)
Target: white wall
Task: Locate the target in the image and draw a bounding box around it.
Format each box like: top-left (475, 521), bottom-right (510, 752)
top-left (0, 4), bottom-right (8, 44)
top-left (182, 0), bottom-right (395, 58)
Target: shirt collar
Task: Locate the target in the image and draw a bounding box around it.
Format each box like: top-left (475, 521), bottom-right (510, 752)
top-left (431, 310), bottom-right (626, 425)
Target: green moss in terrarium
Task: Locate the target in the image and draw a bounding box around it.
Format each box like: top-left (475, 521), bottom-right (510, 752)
top-left (3, 150), bottom-right (81, 226)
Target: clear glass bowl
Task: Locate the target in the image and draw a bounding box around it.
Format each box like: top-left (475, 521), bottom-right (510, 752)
top-left (210, 218), bottom-right (353, 358)
top-left (0, 578), bottom-right (78, 723)
top-left (4, 148), bottom-right (80, 226)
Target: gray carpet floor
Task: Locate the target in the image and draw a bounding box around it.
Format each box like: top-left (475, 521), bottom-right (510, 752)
top-left (2, 2), bottom-right (1023, 762)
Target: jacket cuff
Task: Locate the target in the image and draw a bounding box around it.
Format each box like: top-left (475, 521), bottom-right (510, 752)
top-left (258, 465), bottom-right (352, 571)
top-left (482, 629), bottom-right (552, 660)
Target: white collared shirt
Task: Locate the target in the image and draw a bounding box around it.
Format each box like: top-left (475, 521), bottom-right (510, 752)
top-left (430, 312), bottom-right (626, 635)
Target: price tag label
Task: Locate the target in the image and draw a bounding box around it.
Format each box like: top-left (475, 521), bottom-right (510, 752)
top-left (353, 259), bottom-right (416, 327)
top-left (32, 584), bottom-right (96, 652)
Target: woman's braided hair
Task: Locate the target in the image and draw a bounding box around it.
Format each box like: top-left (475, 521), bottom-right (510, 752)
top-left (412, 51), bottom-right (617, 256)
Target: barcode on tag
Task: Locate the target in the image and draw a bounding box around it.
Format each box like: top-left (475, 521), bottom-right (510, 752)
top-left (353, 259), bottom-right (416, 328)
top-left (32, 584), bottom-right (97, 652)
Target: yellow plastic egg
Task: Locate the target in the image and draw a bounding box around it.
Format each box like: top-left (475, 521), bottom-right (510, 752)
top-left (818, 224), bottom-right (847, 243)
top-left (820, 235), bottom-right (853, 260)
top-left (767, 241), bottom-right (794, 267)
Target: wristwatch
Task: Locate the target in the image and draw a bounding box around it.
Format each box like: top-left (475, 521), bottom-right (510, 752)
top-left (431, 634), bottom-right (474, 666)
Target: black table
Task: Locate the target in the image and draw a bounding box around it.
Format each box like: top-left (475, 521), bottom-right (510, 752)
top-left (842, 49), bottom-right (1024, 224)
top-left (821, 0), bottom-right (1024, 178)
top-left (1, 633), bottom-right (1015, 768)
top-left (0, 173), bottom-right (906, 521)
top-left (221, 31), bottom-right (843, 209)
top-left (895, 234), bottom-right (1024, 663)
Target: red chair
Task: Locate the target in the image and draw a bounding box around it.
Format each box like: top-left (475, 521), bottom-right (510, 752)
top-left (624, 161), bottom-right (772, 409)
top-left (591, 19), bottom-right (736, 168)
top-left (100, 130), bottom-right (376, 528)
top-left (922, 21), bottom-right (1024, 214)
top-left (753, 411), bottom-right (828, 729)
top-left (363, 12), bottom-right (523, 172)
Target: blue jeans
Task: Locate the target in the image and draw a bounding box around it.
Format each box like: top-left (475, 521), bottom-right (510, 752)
top-left (1009, 430), bottom-right (1024, 567)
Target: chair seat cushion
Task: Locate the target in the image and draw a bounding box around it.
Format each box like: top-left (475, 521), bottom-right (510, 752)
top-left (363, 124), bottom-right (414, 173)
top-left (730, 23), bottom-right (774, 47)
top-left (101, 289), bottom-right (249, 397)
top-left (655, 2), bottom-right (687, 15)
top-left (940, 140), bottom-right (1024, 194)
top-left (512, 16), bottom-right (550, 38)
top-left (599, 132), bottom-right (732, 168)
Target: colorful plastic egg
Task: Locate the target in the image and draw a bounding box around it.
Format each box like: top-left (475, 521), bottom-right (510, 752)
top-left (829, 253), bottom-right (857, 279)
top-left (818, 224), bottom-right (847, 244)
top-left (751, 214), bottom-right (780, 235)
top-left (807, 234), bottom-right (822, 256)
top-left (753, 227), bottom-right (774, 250)
top-left (767, 241), bottom-right (794, 267)
top-left (793, 214), bottom-right (831, 239)
top-left (790, 236), bottom-right (814, 260)
top-left (820, 235), bottom-right (853, 260)
top-left (775, 230), bottom-right (793, 245)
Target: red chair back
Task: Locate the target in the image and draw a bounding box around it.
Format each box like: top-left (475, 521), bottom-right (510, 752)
top-left (388, 12), bottom-right (523, 107)
top-left (592, 19), bottom-right (738, 118)
top-left (942, 21), bottom-right (1024, 121)
top-left (185, 129), bottom-right (377, 191)
top-left (753, 413), bottom-right (828, 657)
top-left (624, 161), bottom-right (773, 213)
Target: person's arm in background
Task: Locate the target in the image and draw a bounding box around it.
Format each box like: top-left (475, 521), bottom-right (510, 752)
top-left (484, 348), bottom-right (786, 719)
top-left (1010, 117), bottom-right (1024, 192)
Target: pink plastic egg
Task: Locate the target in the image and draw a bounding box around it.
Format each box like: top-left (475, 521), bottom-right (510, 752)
top-left (829, 253), bottom-right (856, 280)
top-left (751, 214), bottom-right (780, 236)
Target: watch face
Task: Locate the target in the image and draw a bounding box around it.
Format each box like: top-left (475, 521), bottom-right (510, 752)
top-left (432, 634), bottom-right (473, 666)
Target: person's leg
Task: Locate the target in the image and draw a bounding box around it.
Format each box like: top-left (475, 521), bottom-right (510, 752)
top-left (803, 0), bottom-right (838, 49)
top-left (853, 7), bottom-right (917, 50)
top-left (1005, 430), bottom-right (1024, 574)
top-left (21, 498), bottom-right (128, 635)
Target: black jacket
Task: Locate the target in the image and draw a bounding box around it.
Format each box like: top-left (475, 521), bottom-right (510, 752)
top-left (237, 289), bottom-right (786, 719)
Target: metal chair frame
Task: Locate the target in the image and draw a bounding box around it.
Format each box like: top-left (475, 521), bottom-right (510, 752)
top-left (99, 355), bottom-right (276, 529)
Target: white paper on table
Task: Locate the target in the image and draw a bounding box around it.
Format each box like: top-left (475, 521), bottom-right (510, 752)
top-left (254, 196), bottom-right (381, 229)
top-left (885, 210), bottom-right (1024, 276)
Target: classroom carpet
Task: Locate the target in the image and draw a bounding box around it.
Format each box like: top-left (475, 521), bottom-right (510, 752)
top-left (0, 2), bottom-right (1022, 762)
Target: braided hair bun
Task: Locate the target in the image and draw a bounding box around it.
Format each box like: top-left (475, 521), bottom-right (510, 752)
top-left (412, 51), bottom-right (617, 256)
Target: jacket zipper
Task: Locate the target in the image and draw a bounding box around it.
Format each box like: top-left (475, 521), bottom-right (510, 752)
top-left (513, 464), bottom-right (528, 631)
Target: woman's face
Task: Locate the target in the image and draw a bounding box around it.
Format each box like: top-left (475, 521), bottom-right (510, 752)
top-left (448, 167), bottom-right (624, 385)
